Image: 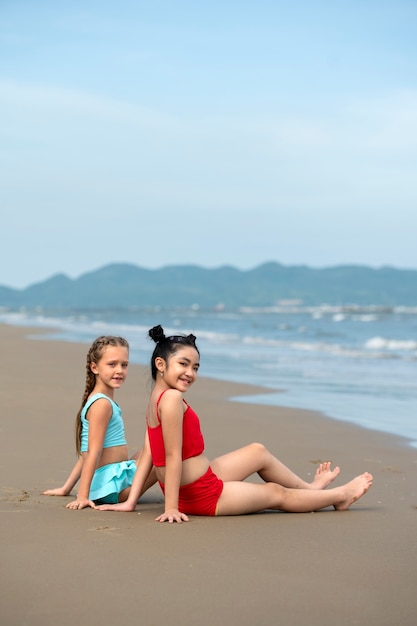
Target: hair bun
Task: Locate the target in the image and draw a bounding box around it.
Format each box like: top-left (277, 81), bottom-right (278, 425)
top-left (149, 325), bottom-right (166, 343)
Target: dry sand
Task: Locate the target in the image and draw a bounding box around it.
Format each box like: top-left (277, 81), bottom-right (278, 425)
top-left (1, 323), bottom-right (416, 626)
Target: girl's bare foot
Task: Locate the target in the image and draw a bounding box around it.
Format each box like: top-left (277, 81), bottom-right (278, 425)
top-left (42, 487), bottom-right (70, 496)
top-left (334, 472), bottom-right (373, 510)
top-left (95, 500), bottom-right (136, 512)
top-left (311, 462), bottom-right (341, 489)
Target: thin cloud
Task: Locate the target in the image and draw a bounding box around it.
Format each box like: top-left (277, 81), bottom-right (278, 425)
top-left (0, 79), bottom-right (179, 129)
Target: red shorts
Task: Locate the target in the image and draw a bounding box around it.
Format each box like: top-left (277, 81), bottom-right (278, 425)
top-left (159, 467), bottom-right (224, 516)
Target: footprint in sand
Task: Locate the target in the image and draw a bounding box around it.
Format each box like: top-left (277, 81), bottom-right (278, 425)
top-left (90, 525), bottom-right (121, 534)
top-left (0, 488), bottom-right (31, 507)
top-left (382, 465), bottom-right (403, 473)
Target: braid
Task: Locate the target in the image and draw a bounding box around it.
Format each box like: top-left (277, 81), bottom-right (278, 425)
top-left (74, 336), bottom-right (129, 454)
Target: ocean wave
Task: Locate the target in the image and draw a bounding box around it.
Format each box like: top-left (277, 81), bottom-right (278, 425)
top-left (202, 333), bottom-right (404, 361)
top-left (238, 303), bottom-right (417, 316)
top-left (365, 336), bottom-right (417, 352)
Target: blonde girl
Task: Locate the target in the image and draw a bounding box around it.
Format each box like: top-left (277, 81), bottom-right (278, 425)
top-left (44, 335), bottom-right (154, 509)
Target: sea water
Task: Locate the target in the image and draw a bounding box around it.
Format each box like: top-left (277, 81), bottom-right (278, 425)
top-left (1, 303), bottom-right (416, 447)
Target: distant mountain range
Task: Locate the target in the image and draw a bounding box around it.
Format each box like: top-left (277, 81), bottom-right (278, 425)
top-left (1, 262), bottom-right (416, 308)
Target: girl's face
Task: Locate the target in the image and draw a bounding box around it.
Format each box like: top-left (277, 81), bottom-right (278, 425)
top-left (160, 346), bottom-right (200, 393)
top-left (91, 345), bottom-right (129, 392)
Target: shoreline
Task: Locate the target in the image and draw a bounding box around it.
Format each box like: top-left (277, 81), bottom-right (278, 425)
top-left (1, 323), bottom-right (416, 625)
top-left (2, 320), bottom-right (416, 450)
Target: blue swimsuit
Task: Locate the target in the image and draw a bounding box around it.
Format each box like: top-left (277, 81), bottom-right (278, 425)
top-left (81, 393), bottom-right (136, 504)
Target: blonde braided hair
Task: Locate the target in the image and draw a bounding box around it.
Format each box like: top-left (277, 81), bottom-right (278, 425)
top-left (75, 336), bottom-right (129, 454)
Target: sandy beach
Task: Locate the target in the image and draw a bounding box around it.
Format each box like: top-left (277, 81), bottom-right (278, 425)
top-left (1, 323), bottom-right (416, 626)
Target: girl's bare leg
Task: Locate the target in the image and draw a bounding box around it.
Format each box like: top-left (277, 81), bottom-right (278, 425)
top-left (210, 443), bottom-right (340, 489)
top-left (216, 472), bottom-right (373, 516)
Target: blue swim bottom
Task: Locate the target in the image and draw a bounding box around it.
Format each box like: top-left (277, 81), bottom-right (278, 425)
top-left (89, 460), bottom-right (137, 504)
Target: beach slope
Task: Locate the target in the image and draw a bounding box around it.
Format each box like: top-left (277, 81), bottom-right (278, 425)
top-left (1, 324), bottom-right (416, 626)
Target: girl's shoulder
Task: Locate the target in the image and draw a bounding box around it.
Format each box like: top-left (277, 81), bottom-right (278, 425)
top-left (83, 393), bottom-right (115, 415)
top-left (156, 388), bottom-right (187, 419)
top-left (156, 388), bottom-right (183, 406)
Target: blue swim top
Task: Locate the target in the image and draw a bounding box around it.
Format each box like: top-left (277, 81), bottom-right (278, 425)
top-left (80, 393), bottom-right (127, 453)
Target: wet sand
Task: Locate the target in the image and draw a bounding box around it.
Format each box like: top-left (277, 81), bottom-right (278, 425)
top-left (1, 323), bottom-right (416, 625)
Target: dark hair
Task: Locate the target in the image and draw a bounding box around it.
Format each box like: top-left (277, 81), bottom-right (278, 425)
top-left (75, 336), bottom-right (129, 454)
top-left (148, 324), bottom-right (199, 381)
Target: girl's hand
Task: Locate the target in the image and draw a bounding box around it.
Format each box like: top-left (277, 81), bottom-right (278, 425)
top-left (155, 508), bottom-right (189, 524)
top-left (66, 497), bottom-right (95, 510)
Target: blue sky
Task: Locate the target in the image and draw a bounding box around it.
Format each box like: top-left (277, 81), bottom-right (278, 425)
top-left (1, 0), bottom-right (416, 288)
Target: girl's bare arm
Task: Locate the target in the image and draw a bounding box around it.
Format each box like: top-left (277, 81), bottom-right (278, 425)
top-left (42, 456), bottom-right (84, 496)
top-left (155, 390), bottom-right (189, 523)
top-left (67, 399), bottom-right (110, 509)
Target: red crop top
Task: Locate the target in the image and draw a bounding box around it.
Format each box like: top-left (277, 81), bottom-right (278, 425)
top-left (147, 390), bottom-right (205, 467)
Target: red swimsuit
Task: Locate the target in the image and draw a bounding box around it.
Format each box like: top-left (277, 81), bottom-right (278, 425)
top-left (148, 391), bottom-right (204, 466)
top-left (147, 390), bottom-right (223, 516)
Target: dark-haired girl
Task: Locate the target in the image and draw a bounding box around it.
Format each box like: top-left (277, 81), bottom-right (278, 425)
top-left (98, 326), bottom-right (373, 522)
